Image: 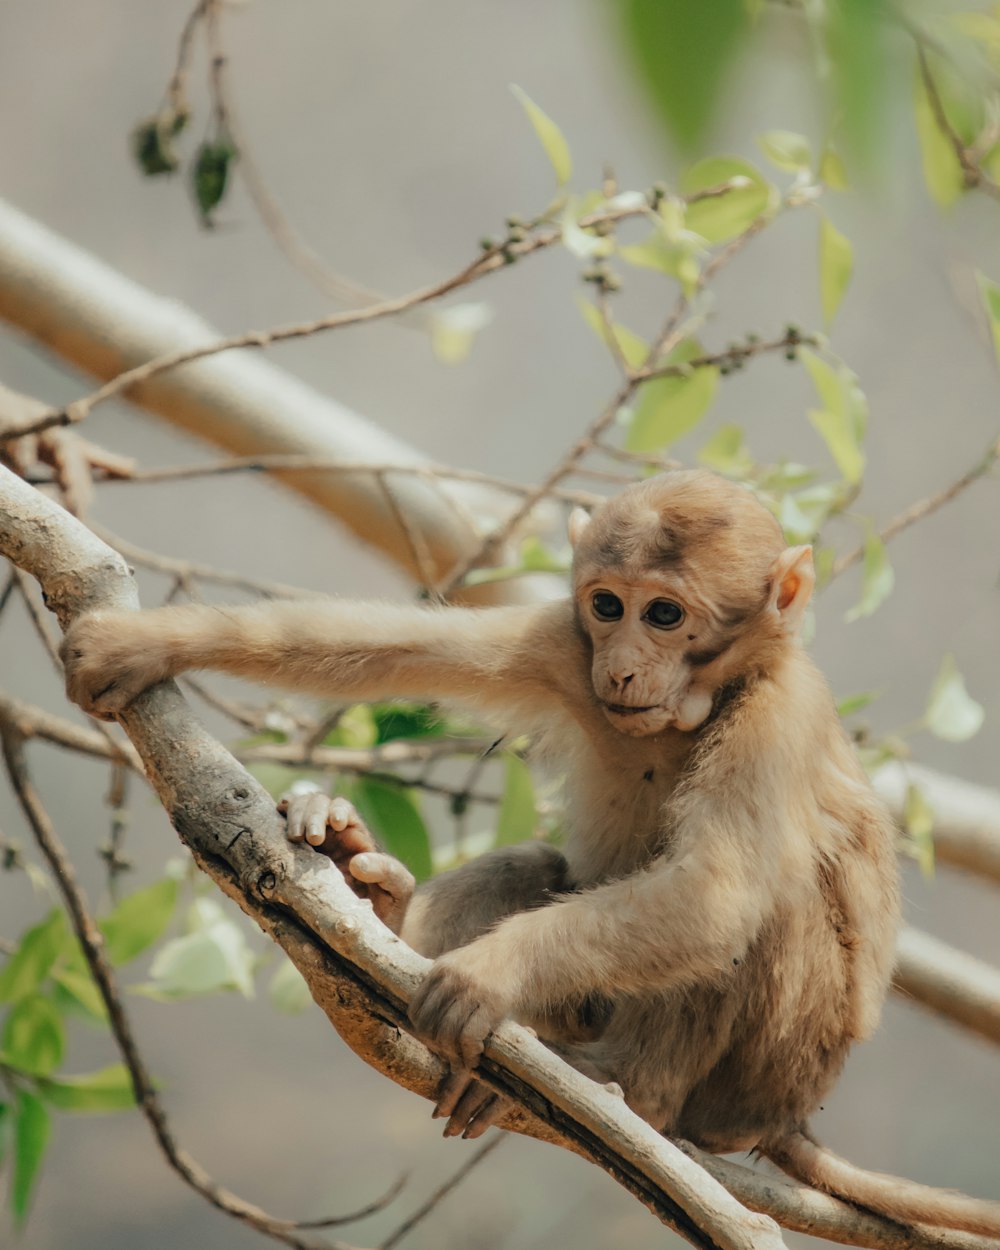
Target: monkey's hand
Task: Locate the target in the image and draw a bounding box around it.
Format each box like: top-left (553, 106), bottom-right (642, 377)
top-left (409, 941), bottom-right (516, 1072)
top-left (62, 611), bottom-right (175, 719)
top-left (279, 791), bottom-right (414, 934)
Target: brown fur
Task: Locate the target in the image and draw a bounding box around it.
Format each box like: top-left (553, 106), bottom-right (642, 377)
top-left (62, 470), bottom-right (999, 1234)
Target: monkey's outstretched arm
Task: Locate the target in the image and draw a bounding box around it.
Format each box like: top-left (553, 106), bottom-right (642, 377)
top-left (62, 598), bottom-right (583, 723)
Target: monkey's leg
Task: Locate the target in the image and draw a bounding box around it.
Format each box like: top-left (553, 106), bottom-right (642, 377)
top-left (401, 841), bottom-right (570, 956)
top-left (279, 791), bottom-right (414, 934)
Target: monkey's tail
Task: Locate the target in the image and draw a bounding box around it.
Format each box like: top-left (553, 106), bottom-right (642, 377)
top-left (764, 1128), bottom-right (1000, 1237)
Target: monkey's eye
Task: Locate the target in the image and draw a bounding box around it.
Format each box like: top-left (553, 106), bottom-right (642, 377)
top-left (591, 592), bottom-right (624, 621)
top-left (644, 600), bottom-right (684, 630)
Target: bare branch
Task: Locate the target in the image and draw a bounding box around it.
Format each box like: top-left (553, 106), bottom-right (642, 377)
top-left (0, 714), bottom-right (363, 1250)
top-left (832, 435), bottom-right (1000, 580)
top-left (378, 1136), bottom-right (504, 1250)
top-left (894, 926), bottom-right (1000, 1047)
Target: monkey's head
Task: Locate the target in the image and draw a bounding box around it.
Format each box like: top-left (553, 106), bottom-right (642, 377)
top-left (569, 470), bottom-right (814, 736)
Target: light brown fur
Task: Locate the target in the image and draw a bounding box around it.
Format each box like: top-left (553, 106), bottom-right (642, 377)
top-left (62, 470), bottom-right (1000, 1235)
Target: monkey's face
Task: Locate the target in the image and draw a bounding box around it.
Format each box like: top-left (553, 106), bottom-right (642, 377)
top-left (575, 573), bottom-right (724, 736)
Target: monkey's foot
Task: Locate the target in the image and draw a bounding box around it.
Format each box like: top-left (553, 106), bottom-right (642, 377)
top-left (278, 791), bottom-right (414, 932)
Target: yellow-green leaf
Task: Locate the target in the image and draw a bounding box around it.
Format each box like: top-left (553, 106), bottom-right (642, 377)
top-left (819, 145), bottom-right (850, 191)
top-left (845, 530), bottom-right (894, 621)
top-left (976, 271), bottom-right (1000, 366)
top-left (577, 297), bottom-right (648, 369)
top-left (682, 156), bottom-right (775, 243)
top-left (626, 341), bottom-right (718, 452)
top-left (697, 423), bottom-right (753, 476)
top-left (757, 129), bottom-right (812, 172)
top-left (496, 755), bottom-right (537, 847)
top-left (924, 654), bottom-right (985, 742)
top-left (801, 349), bottom-right (867, 483)
top-left (819, 216), bottom-right (853, 327)
top-left (430, 302), bottom-right (493, 365)
top-left (37, 1064), bottom-right (137, 1113)
top-left (903, 783), bottom-right (935, 879)
top-left (510, 85), bottom-right (572, 186)
top-left (913, 65), bottom-right (965, 208)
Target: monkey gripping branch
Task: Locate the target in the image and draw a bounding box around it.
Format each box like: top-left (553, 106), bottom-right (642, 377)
top-left (2, 464), bottom-right (998, 1250)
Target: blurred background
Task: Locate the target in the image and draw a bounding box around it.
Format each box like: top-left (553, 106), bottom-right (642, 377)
top-left (0, 2), bottom-right (998, 1247)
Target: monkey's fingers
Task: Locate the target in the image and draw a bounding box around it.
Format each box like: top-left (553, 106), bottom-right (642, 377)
top-left (348, 852), bottom-right (414, 931)
top-left (279, 793), bottom-right (376, 857)
top-left (440, 1077), bottom-right (506, 1140)
top-left (409, 965), bottom-right (500, 1069)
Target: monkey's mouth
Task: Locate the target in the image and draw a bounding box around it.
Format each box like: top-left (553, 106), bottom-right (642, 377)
top-left (602, 701), bottom-right (658, 717)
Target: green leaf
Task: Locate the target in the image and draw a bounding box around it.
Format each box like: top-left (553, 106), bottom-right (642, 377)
top-left (697, 423), bottom-right (753, 476)
top-left (351, 779), bottom-right (433, 882)
top-left (145, 916), bottom-right (255, 999)
top-left (776, 483), bottom-right (842, 544)
top-left (976, 271), bottom-right (1000, 367)
top-left (836, 690), bottom-right (880, 718)
top-left (626, 341), bottom-right (719, 452)
top-left (430, 302), bottom-right (493, 365)
top-left (924, 654), bottom-right (985, 743)
top-left (50, 964), bottom-right (108, 1024)
top-left (819, 216), bottom-right (853, 328)
top-left (37, 1064), bottom-right (136, 1113)
top-left (325, 704), bottom-right (377, 749)
top-left (132, 110), bottom-right (187, 176)
top-left (618, 235), bottom-right (700, 295)
top-left (757, 129), bottom-right (812, 173)
top-left (100, 877), bottom-right (178, 966)
top-left (372, 702), bottom-right (445, 744)
top-left (913, 65), bottom-right (966, 208)
top-left (828, 0), bottom-right (890, 173)
top-left (682, 156), bottom-right (774, 243)
top-left (801, 349), bottom-right (867, 484)
top-left (0, 911), bottom-right (66, 1004)
top-left (12, 1090), bottom-right (50, 1226)
top-left (268, 958), bottom-right (312, 1015)
top-left (578, 298), bottom-right (649, 369)
top-left (192, 140), bottom-right (236, 224)
top-left (845, 530), bottom-right (894, 622)
top-left (0, 1102), bottom-right (8, 1172)
top-left (614, 0), bottom-right (750, 151)
top-left (495, 756), bottom-right (537, 848)
top-left (2, 995), bottom-right (65, 1076)
top-left (510, 85), bottom-right (572, 185)
top-left (903, 783), bottom-right (936, 879)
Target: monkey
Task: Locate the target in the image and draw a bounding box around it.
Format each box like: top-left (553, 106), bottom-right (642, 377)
top-left (62, 469), bottom-right (1000, 1236)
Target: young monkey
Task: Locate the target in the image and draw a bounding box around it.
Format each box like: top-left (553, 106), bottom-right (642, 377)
top-left (62, 470), bottom-right (1000, 1235)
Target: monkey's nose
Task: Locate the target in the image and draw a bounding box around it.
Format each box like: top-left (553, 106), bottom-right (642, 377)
top-left (611, 672), bottom-right (635, 691)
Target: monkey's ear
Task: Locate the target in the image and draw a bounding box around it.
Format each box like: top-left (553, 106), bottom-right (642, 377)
top-left (768, 545), bottom-right (815, 633)
top-left (567, 507), bottom-right (592, 548)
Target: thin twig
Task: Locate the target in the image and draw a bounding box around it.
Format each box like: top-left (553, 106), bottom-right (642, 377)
top-left (203, 1), bottom-right (416, 318)
top-left (830, 435), bottom-right (1000, 580)
top-left (378, 1135), bottom-right (504, 1250)
top-left (437, 203), bottom-right (789, 594)
top-left (68, 452), bottom-right (604, 508)
top-left (6, 182), bottom-right (753, 442)
top-left (0, 714), bottom-right (363, 1250)
top-left (89, 521), bottom-right (316, 600)
top-left (915, 42), bottom-right (1000, 202)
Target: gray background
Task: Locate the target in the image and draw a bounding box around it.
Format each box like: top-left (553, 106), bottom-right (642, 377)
top-left (0, 3), bottom-right (997, 1248)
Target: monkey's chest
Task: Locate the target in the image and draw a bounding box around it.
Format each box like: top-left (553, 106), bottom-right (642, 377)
top-left (563, 766), bottom-right (679, 885)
